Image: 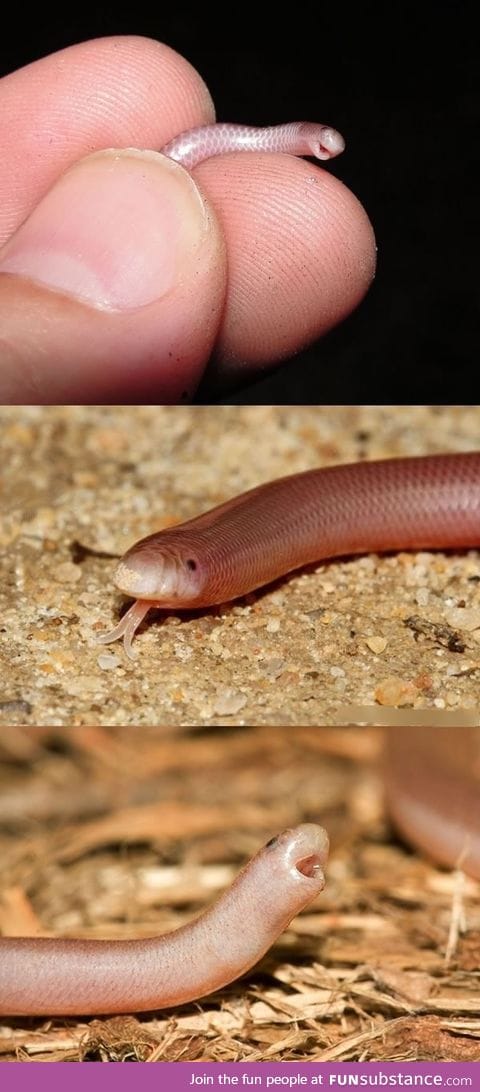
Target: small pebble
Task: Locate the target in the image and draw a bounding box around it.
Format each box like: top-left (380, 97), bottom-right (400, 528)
top-left (263, 658), bottom-right (285, 678)
top-left (213, 689), bottom-right (247, 716)
top-left (54, 562), bottom-right (82, 584)
top-left (375, 677), bottom-right (418, 707)
top-left (445, 692), bottom-right (460, 706)
top-left (414, 587), bottom-right (430, 607)
top-left (97, 653), bottom-right (121, 670)
top-left (445, 607), bottom-right (480, 631)
top-left (266, 617), bottom-right (281, 633)
top-left (173, 643), bottom-right (194, 662)
top-left (366, 636), bottom-right (388, 655)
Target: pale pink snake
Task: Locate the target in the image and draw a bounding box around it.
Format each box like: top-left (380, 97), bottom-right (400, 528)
top-left (0, 824), bottom-right (329, 1016)
top-left (161, 121), bottom-right (346, 170)
top-left (95, 452), bottom-right (480, 658)
top-left (0, 730), bottom-right (479, 1016)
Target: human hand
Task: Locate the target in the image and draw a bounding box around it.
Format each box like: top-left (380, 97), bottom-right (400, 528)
top-left (0, 36), bottom-right (376, 402)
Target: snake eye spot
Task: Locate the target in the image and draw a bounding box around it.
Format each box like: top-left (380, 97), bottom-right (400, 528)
top-left (186, 559), bottom-right (197, 571)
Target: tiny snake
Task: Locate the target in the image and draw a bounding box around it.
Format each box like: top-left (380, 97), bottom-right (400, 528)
top-left (0, 730), bottom-right (478, 1016)
top-left (161, 120), bottom-right (346, 170)
top-left (95, 452), bottom-right (480, 658)
top-left (0, 824), bottom-right (328, 1016)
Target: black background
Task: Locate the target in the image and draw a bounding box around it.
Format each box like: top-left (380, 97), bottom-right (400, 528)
top-left (2, 4), bottom-right (477, 404)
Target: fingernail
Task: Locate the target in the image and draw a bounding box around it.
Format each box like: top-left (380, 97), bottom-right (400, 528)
top-left (0, 150), bottom-right (209, 311)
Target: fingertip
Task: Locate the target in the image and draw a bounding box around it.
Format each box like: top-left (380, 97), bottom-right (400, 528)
top-left (320, 170), bottom-right (377, 300)
top-left (193, 154), bottom-right (376, 377)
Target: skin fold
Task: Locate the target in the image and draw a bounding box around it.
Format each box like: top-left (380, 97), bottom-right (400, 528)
top-left (95, 451), bottom-right (480, 658)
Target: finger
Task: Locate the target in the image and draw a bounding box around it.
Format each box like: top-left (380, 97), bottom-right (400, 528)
top-left (0, 150), bottom-right (226, 402)
top-left (193, 153), bottom-right (376, 386)
top-left (0, 35), bottom-right (215, 245)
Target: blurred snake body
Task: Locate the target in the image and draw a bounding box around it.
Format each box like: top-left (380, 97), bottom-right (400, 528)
top-left (385, 727), bottom-right (480, 881)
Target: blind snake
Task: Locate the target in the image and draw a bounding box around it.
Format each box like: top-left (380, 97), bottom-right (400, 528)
top-left (161, 121), bottom-right (346, 171)
top-left (0, 824), bottom-right (329, 1016)
top-left (95, 452), bottom-right (480, 659)
top-left (0, 730), bottom-right (478, 1016)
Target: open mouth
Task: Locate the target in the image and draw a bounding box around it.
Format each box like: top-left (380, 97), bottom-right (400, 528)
top-left (296, 853), bottom-right (324, 879)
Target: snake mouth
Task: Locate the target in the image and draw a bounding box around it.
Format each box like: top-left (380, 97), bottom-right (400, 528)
top-left (296, 853), bottom-right (324, 879)
top-left (280, 823), bottom-right (330, 885)
top-left (319, 126), bottom-right (346, 157)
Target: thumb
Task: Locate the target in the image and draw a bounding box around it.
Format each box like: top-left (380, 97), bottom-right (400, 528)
top-left (0, 150), bottom-right (225, 402)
